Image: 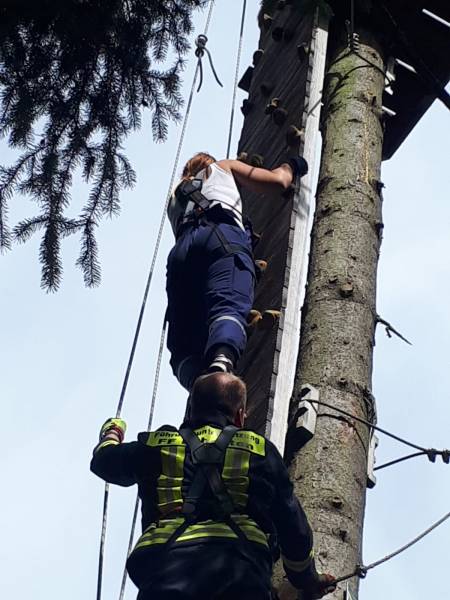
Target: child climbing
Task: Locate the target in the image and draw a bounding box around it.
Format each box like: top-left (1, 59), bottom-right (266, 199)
top-left (165, 152), bottom-right (308, 390)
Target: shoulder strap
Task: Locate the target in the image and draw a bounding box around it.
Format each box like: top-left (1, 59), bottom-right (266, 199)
top-left (179, 425), bottom-right (238, 521)
top-left (177, 178), bottom-right (211, 212)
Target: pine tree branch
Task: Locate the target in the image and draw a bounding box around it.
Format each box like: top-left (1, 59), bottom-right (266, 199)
top-left (0, 0), bottom-right (209, 289)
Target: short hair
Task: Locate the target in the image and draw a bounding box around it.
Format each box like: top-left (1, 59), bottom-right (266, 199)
top-left (190, 372), bottom-right (247, 420)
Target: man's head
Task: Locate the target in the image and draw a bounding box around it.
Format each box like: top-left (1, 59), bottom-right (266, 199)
top-left (190, 372), bottom-right (247, 427)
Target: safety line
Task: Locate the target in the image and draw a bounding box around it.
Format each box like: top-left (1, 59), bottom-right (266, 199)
top-left (334, 508), bottom-right (450, 585)
top-left (226, 0), bottom-right (248, 158)
top-left (374, 451), bottom-right (427, 471)
top-left (95, 4), bottom-right (216, 600)
top-left (118, 320), bottom-right (168, 600)
top-left (310, 399), bottom-right (427, 452)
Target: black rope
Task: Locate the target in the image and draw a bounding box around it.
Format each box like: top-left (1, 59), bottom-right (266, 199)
top-left (95, 4), bottom-right (216, 599)
top-left (118, 320), bottom-right (168, 600)
top-left (226, 0), bottom-right (247, 158)
top-left (334, 509), bottom-right (450, 584)
top-left (345, 0), bottom-right (360, 52)
top-left (310, 399), bottom-right (450, 466)
top-left (195, 34), bottom-right (223, 92)
top-left (309, 399), bottom-right (426, 452)
top-left (374, 451), bottom-right (427, 471)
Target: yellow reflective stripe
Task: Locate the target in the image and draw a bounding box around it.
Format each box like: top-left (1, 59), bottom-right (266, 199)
top-left (223, 447), bottom-right (249, 508)
top-left (95, 439), bottom-right (119, 452)
top-left (133, 516), bottom-right (269, 551)
top-left (193, 425), bottom-right (222, 442)
top-left (147, 427), bottom-right (265, 456)
top-left (157, 445), bottom-right (185, 513)
top-left (147, 430), bottom-right (184, 447)
top-left (229, 430), bottom-right (266, 456)
top-left (282, 549), bottom-right (314, 572)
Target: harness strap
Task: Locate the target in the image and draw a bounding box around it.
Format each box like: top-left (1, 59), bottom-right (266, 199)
top-left (161, 425), bottom-right (238, 551)
top-left (176, 180), bottom-right (253, 259)
top-left (179, 425), bottom-right (238, 520)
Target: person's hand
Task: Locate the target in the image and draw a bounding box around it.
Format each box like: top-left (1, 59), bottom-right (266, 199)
top-left (287, 157), bottom-right (309, 178)
top-left (302, 573), bottom-right (336, 599)
top-left (99, 418), bottom-right (127, 443)
top-left (276, 579), bottom-right (299, 600)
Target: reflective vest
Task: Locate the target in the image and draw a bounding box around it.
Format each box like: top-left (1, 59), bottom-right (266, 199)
top-left (132, 425), bottom-right (269, 553)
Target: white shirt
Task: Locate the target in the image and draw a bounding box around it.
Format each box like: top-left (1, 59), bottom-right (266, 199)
top-left (168, 163), bottom-right (244, 234)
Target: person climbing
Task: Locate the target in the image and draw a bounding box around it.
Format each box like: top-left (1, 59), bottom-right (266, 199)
top-left (166, 152), bottom-right (308, 390)
top-left (91, 372), bottom-right (336, 600)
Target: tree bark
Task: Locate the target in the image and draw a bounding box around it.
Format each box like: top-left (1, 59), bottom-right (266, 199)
top-left (286, 28), bottom-right (385, 600)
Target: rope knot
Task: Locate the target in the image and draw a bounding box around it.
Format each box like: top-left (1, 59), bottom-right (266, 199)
top-left (426, 449), bottom-right (438, 463)
top-left (355, 564), bottom-right (368, 579)
top-left (195, 34), bottom-right (208, 57)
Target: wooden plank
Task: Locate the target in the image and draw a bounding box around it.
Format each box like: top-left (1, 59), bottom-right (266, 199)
top-left (269, 13), bottom-right (329, 452)
top-left (236, 6), bottom-right (330, 452)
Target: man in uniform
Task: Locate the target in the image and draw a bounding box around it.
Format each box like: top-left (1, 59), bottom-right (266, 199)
top-left (91, 372), bottom-right (335, 599)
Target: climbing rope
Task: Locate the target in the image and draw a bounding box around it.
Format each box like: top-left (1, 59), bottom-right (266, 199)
top-left (309, 399), bottom-right (450, 461)
top-left (118, 320), bottom-right (168, 600)
top-left (333, 508), bottom-right (450, 585)
top-left (226, 0), bottom-right (248, 158)
top-left (95, 4), bottom-right (217, 599)
top-left (195, 33), bottom-right (223, 92)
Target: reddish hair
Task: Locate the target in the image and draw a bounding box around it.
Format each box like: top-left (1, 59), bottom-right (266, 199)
top-left (182, 152), bottom-right (215, 180)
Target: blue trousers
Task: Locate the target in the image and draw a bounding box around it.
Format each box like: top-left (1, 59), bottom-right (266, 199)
top-left (166, 220), bottom-right (255, 390)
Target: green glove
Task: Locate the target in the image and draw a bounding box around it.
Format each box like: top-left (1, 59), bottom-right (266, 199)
top-left (99, 418), bottom-right (127, 443)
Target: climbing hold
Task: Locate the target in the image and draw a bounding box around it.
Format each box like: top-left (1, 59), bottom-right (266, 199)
top-left (272, 27), bottom-right (284, 42)
top-left (255, 259), bottom-right (268, 276)
top-left (253, 49), bottom-right (264, 66)
top-left (241, 99), bottom-right (254, 116)
top-left (238, 66), bottom-right (254, 92)
top-left (260, 310), bottom-right (281, 330)
top-left (237, 152), bottom-right (250, 163)
top-left (272, 107), bottom-right (288, 125)
top-left (247, 309), bottom-right (262, 330)
top-left (297, 43), bottom-right (309, 61)
top-left (260, 82), bottom-right (274, 96)
top-left (250, 154), bottom-right (264, 168)
top-left (264, 97), bottom-right (280, 115)
top-left (286, 125), bottom-right (304, 147)
top-left (262, 14), bottom-right (273, 30)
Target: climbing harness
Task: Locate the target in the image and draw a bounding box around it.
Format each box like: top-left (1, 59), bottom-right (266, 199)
top-left (195, 34), bottom-right (223, 92)
top-left (165, 425), bottom-right (239, 542)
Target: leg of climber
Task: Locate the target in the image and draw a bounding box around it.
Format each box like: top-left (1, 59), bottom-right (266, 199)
top-left (203, 222), bottom-right (255, 373)
top-left (166, 228), bottom-right (208, 390)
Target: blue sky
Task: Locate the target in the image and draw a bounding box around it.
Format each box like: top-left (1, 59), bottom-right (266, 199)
top-left (1, 2), bottom-right (449, 598)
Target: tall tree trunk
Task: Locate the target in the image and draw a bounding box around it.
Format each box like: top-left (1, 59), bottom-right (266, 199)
top-left (286, 28), bottom-right (386, 600)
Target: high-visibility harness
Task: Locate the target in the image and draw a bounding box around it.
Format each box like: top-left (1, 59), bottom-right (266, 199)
top-left (132, 425), bottom-right (269, 554)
